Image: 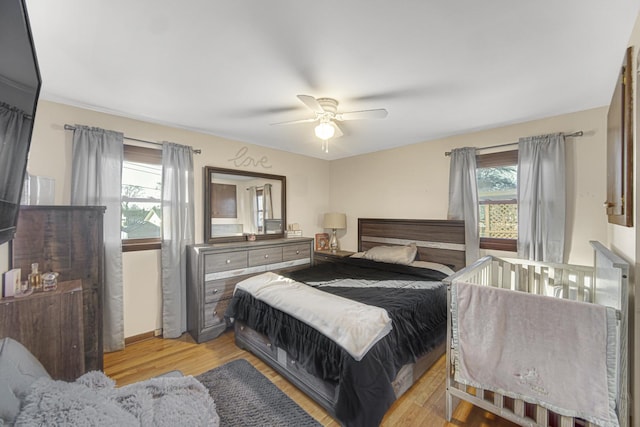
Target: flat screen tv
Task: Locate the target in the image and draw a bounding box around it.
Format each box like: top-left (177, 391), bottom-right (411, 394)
top-left (0, 0), bottom-right (41, 245)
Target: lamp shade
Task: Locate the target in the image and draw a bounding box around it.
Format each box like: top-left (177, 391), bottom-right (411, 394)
top-left (315, 122), bottom-right (335, 140)
top-left (323, 212), bottom-right (346, 229)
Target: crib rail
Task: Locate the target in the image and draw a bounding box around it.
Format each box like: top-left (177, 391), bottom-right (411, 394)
top-left (444, 244), bottom-right (629, 427)
top-left (447, 384), bottom-right (600, 427)
top-left (447, 256), bottom-right (596, 301)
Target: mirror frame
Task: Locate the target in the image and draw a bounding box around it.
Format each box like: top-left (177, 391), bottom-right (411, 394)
top-left (204, 166), bottom-right (287, 243)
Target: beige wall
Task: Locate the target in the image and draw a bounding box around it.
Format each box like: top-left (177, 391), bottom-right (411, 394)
top-left (4, 99), bottom-right (330, 337)
top-left (330, 107), bottom-right (608, 266)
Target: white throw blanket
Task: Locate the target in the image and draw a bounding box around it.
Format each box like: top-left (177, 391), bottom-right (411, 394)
top-left (235, 272), bottom-right (392, 361)
top-left (451, 281), bottom-right (618, 427)
top-left (14, 371), bottom-right (219, 426)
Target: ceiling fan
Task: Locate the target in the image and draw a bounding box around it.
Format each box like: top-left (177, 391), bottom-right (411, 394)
top-left (271, 95), bottom-right (388, 153)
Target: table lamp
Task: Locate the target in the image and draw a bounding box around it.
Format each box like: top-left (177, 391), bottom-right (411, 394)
top-left (323, 213), bottom-right (346, 253)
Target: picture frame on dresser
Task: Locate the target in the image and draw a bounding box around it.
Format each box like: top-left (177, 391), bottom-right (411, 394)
top-left (315, 233), bottom-right (329, 251)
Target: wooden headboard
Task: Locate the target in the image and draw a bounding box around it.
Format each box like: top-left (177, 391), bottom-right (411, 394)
top-left (357, 218), bottom-right (466, 271)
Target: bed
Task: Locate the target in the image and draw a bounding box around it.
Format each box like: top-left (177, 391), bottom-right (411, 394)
top-left (225, 218), bottom-right (466, 426)
top-left (444, 241), bottom-right (629, 427)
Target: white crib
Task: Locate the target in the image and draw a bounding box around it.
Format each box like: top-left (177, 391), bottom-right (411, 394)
top-left (443, 241), bottom-right (629, 427)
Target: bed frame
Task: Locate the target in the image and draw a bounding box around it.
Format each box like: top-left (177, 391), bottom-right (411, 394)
top-left (443, 241), bottom-right (629, 427)
top-left (234, 218), bottom-right (466, 420)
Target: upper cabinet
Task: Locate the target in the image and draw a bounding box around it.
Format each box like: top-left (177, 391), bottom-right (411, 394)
top-left (204, 166), bottom-right (287, 243)
top-left (605, 46), bottom-right (633, 227)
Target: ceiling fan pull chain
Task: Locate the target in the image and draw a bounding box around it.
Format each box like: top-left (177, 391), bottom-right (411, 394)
top-left (322, 139), bottom-right (329, 153)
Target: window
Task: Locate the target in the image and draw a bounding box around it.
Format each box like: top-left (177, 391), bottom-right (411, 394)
top-left (121, 145), bottom-right (162, 251)
top-left (476, 150), bottom-right (518, 252)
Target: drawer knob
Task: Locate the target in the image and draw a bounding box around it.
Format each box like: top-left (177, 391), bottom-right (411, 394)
top-left (212, 289), bottom-right (218, 294)
top-left (264, 254), bottom-right (269, 258)
top-left (296, 250), bottom-right (300, 254)
top-left (213, 310), bottom-right (217, 316)
top-left (226, 259), bottom-right (231, 264)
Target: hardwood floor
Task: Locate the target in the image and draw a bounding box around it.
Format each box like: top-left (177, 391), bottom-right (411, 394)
top-left (103, 331), bottom-right (518, 426)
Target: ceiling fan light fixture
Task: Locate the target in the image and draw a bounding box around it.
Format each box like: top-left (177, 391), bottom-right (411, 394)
top-left (315, 121), bottom-right (335, 140)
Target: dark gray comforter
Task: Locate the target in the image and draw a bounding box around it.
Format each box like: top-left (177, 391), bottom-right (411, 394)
top-left (225, 257), bottom-right (448, 427)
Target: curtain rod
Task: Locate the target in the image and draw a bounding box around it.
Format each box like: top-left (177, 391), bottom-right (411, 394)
top-left (444, 131), bottom-right (584, 157)
top-left (63, 124), bottom-right (202, 154)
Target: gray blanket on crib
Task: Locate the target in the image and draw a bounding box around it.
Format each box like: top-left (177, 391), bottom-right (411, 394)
top-left (451, 282), bottom-right (619, 427)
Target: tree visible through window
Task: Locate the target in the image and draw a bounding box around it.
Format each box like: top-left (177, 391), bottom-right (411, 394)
top-left (476, 150), bottom-right (518, 251)
top-left (121, 145), bottom-right (162, 251)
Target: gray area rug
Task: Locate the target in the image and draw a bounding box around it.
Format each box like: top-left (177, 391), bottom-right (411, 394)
top-left (196, 359), bottom-right (322, 427)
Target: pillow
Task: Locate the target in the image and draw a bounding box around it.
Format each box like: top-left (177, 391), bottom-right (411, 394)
top-left (409, 260), bottom-right (455, 276)
top-left (361, 243), bottom-right (418, 265)
top-left (0, 337), bottom-right (51, 424)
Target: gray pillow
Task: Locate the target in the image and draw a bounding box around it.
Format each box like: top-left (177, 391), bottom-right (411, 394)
top-left (362, 243), bottom-right (418, 265)
top-left (0, 338), bottom-right (51, 424)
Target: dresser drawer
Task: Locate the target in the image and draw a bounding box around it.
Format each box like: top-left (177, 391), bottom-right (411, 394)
top-left (204, 251), bottom-right (247, 273)
top-left (235, 321), bottom-right (278, 360)
top-left (203, 299), bottom-right (230, 328)
top-left (282, 243), bottom-right (311, 261)
top-left (204, 279), bottom-right (236, 304)
top-left (248, 247), bottom-right (282, 266)
top-left (283, 243), bottom-right (310, 261)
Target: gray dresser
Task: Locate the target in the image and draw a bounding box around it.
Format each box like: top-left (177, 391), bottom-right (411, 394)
top-left (187, 237), bottom-right (314, 343)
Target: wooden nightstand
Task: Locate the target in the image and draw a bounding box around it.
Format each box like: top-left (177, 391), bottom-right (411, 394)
top-left (314, 250), bottom-right (355, 265)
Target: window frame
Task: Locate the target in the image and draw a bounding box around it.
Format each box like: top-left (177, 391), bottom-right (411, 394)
top-left (476, 149), bottom-right (518, 252)
top-left (121, 145), bottom-right (162, 252)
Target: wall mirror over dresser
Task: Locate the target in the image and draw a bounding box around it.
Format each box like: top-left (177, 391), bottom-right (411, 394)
top-left (204, 166), bottom-right (287, 243)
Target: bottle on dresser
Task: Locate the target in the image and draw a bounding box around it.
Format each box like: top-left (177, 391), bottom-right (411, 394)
top-left (28, 263), bottom-right (41, 291)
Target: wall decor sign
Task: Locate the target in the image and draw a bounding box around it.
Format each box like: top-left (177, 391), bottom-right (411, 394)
top-left (228, 146), bottom-right (272, 169)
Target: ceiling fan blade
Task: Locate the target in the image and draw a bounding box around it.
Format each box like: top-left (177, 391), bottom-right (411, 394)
top-left (297, 94), bottom-right (325, 114)
top-left (332, 121), bottom-right (344, 138)
top-left (335, 108), bottom-right (388, 121)
top-left (270, 117), bottom-right (318, 126)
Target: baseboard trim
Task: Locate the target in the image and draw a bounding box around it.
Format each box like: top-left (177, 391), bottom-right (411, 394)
top-left (125, 329), bottom-right (162, 345)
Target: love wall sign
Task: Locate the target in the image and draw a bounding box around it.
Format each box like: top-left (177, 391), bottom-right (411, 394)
top-left (228, 147), bottom-right (272, 169)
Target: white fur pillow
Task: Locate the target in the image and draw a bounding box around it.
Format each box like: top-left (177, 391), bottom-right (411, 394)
top-left (361, 243), bottom-right (417, 265)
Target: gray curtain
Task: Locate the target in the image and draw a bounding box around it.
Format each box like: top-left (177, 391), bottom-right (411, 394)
top-left (161, 142), bottom-right (194, 338)
top-left (263, 183), bottom-right (273, 220)
top-left (246, 186), bottom-right (258, 234)
top-left (0, 103), bottom-right (30, 202)
top-left (447, 147), bottom-right (479, 265)
top-left (71, 125), bottom-right (124, 352)
top-left (517, 133), bottom-right (565, 263)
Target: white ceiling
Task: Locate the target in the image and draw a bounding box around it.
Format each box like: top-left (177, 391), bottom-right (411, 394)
top-left (25, 0), bottom-right (640, 160)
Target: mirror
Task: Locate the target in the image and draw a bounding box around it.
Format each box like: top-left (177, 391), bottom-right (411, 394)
top-left (204, 166), bottom-right (286, 243)
top-left (0, 0), bottom-right (41, 244)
